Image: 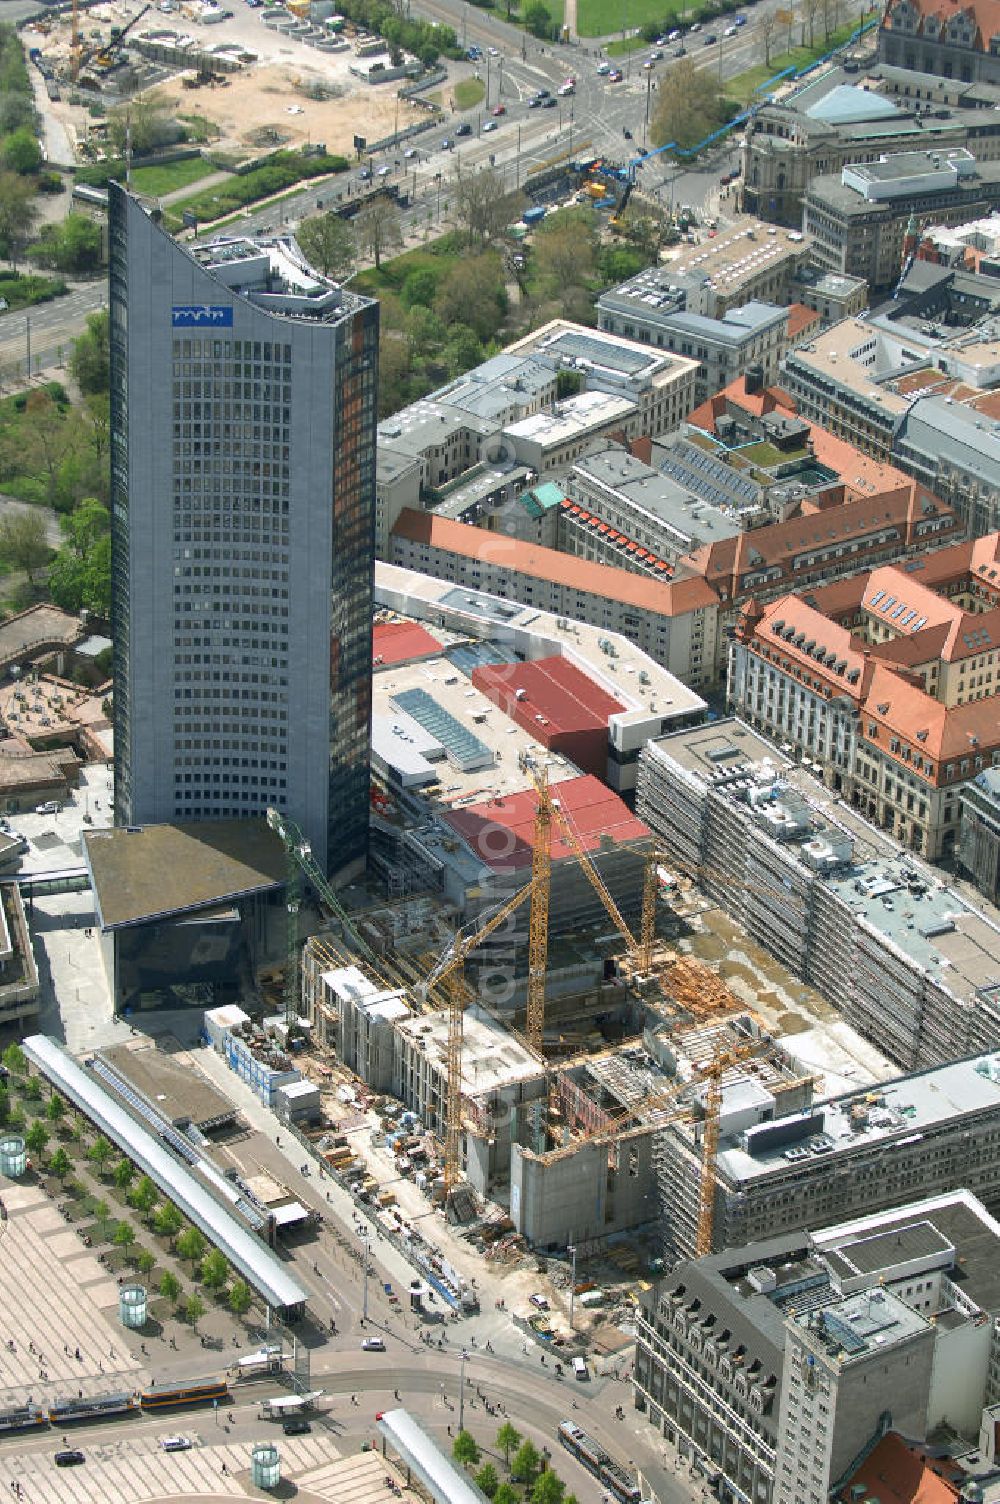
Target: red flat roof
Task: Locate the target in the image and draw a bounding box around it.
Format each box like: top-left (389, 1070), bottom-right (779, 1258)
top-left (373, 621), bottom-right (443, 668)
top-left (444, 774), bottom-right (648, 871)
top-left (472, 656), bottom-right (625, 736)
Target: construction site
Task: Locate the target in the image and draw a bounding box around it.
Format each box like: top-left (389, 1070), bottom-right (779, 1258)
top-left (22, 0), bottom-right (425, 166)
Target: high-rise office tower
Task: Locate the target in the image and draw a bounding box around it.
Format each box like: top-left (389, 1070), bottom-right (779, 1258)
top-left (109, 186), bottom-right (378, 879)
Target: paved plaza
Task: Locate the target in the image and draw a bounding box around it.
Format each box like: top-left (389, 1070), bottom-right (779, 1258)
top-left (0, 1425), bottom-right (405, 1504)
top-left (0, 1184), bottom-right (143, 1406)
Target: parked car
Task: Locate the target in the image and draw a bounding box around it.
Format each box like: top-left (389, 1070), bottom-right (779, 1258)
top-left (724, 23), bottom-right (739, 34)
top-left (377, 164), bottom-right (391, 174)
top-left (358, 167), bottom-right (372, 181)
top-left (527, 95), bottom-right (541, 107)
top-left (689, 20), bottom-right (701, 30)
top-left (667, 27), bottom-right (681, 38)
top-left (283, 1418), bottom-right (311, 1435)
top-left (648, 47), bottom-right (663, 57)
top-left (361, 1337), bottom-right (386, 1352)
top-left (34, 801), bottom-right (60, 815)
top-left (441, 137), bottom-right (453, 148)
top-left (160, 1437), bottom-right (192, 1453)
top-left (55, 1452), bottom-right (85, 1468)
top-left (404, 146), bottom-right (418, 158)
top-left (536, 86), bottom-right (551, 96)
top-left (456, 122), bottom-right (472, 136)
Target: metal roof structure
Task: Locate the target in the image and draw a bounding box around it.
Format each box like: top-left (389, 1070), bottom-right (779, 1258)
top-left (376, 1409), bottom-right (491, 1504)
top-left (22, 1035), bottom-right (308, 1316)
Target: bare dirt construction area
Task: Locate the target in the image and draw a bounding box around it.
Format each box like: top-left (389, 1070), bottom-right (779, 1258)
top-left (158, 62), bottom-right (426, 157)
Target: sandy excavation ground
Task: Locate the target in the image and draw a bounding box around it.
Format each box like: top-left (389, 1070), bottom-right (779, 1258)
top-left (157, 61), bottom-right (427, 157)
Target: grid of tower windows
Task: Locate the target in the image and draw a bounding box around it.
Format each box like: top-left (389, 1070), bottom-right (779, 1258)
top-left (170, 335), bottom-right (292, 818)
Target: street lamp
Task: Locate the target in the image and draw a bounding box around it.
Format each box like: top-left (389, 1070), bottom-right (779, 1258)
top-left (459, 1349), bottom-right (470, 1431)
top-left (359, 1230), bottom-right (370, 1325)
top-left (568, 1244), bottom-right (577, 1331)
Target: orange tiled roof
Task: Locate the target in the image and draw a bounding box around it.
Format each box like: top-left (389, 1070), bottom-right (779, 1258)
top-left (836, 1434), bottom-right (959, 1504)
top-left (885, 0), bottom-right (1000, 49)
top-left (391, 509), bottom-right (719, 617)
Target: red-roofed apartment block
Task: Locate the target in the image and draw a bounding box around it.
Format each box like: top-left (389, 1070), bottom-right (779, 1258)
top-left (471, 657), bottom-right (626, 778)
top-left (729, 532), bottom-right (1000, 862)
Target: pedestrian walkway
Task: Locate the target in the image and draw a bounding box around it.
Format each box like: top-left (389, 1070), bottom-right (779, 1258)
top-left (0, 1185), bottom-right (144, 1406)
top-left (0, 1428), bottom-right (406, 1503)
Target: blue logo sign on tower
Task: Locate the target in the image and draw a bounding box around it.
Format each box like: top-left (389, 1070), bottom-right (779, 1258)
top-left (171, 305), bottom-right (233, 328)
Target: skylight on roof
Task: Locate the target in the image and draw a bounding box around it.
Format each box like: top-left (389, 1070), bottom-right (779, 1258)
top-left (891, 603), bottom-right (907, 620)
top-left (869, 590), bottom-right (886, 607)
top-left (911, 617), bottom-right (927, 632)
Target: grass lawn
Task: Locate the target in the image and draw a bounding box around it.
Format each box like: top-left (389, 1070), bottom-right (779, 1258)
top-left (454, 76), bottom-right (486, 109)
top-left (0, 271), bottom-right (67, 312)
top-left (127, 155), bottom-right (216, 197)
top-left (353, 231), bottom-right (463, 296)
top-left (721, 20), bottom-right (862, 100)
top-left (577, 0), bottom-right (681, 37)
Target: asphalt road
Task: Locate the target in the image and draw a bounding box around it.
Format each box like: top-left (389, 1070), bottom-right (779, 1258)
top-left (0, 281), bottom-right (106, 381)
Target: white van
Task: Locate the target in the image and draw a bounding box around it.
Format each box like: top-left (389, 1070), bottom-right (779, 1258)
top-left (573, 1356), bottom-right (589, 1381)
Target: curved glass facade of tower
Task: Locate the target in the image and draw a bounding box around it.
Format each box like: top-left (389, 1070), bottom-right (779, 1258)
top-left (108, 186), bottom-right (379, 880)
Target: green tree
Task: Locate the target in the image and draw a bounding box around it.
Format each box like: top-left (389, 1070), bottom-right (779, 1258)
top-left (524, 1), bottom-right (553, 35)
top-left (154, 1201), bottom-right (183, 1245)
top-left (0, 509), bottom-right (50, 586)
top-left (112, 1219), bottom-right (135, 1258)
top-left (496, 1423), bottom-right (522, 1468)
top-left (0, 1088), bottom-right (9, 1128)
top-left (476, 1464), bottom-right (499, 1498)
top-left (4, 389), bottom-right (72, 505)
top-left (297, 211), bottom-right (355, 279)
top-left (70, 310), bottom-right (110, 396)
top-left (2, 127), bottom-right (41, 175)
top-left (136, 1248), bottom-right (156, 1276)
top-left (185, 1292), bottom-right (206, 1330)
top-left (434, 254), bottom-right (506, 342)
top-left (452, 1430), bottom-right (480, 1468)
top-left (130, 1174), bottom-right (157, 1223)
top-left (24, 1074), bottom-right (40, 1101)
top-left (87, 1134), bottom-right (112, 1177)
top-left (400, 266), bottom-right (440, 308)
top-left (650, 57), bottom-right (727, 153)
top-left (200, 1248), bottom-right (229, 1290)
top-left (356, 195), bottom-right (402, 271)
top-left (0, 170), bottom-right (38, 267)
top-left (535, 208), bottom-right (597, 295)
top-left (48, 496), bottom-right (111, 615)
top-left (107, 92), bottom-right (173, 157)
top-left (92, 1197), bottom-right (110, 1239)
top-left (494, 1486), bottom-right (518, 1504)
top-left (512, 1441), bottom-right (540, 1485)
top-left (2, 1043), bottom-right (26, 1076)
top-left (45, 1092), bottom-right (65, 1128)
top-left (177, 1226), bottom-right (207, 1267)
top-left (532, 1470), bottom-right (565, 1504)
top-left (49, 1145), bottom-right (71, 1182)
top-left (25, 1120), bottom-right (49, 1160)
top-left (228, 1278), bottom-right (251, 1316)
top-left (113, 1156), bottom-right (135, 1192)
top-left (159, 1269), bottom-right (181, 1303)
top-left (30, 214), bottom-right (103, 274)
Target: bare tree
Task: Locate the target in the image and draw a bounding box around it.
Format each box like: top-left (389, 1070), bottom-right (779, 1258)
top-left (761, 9), bottom-right (778, 63)
top-left (355, 195), bottom-right (403, 271)
top-left (453, 167), bottom-right (524, 247)
top-left (802, 0), bottom-right (821, 45)
top-left (296, 211), bottom-right (355, 278)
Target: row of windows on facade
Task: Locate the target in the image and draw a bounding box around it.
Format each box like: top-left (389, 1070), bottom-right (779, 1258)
top-left (173, 407), bottom-right (291, 428)
top-left (172, 338), bottom-right (293, 363)
top-left (173, 531), bottom-right (289, 547)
